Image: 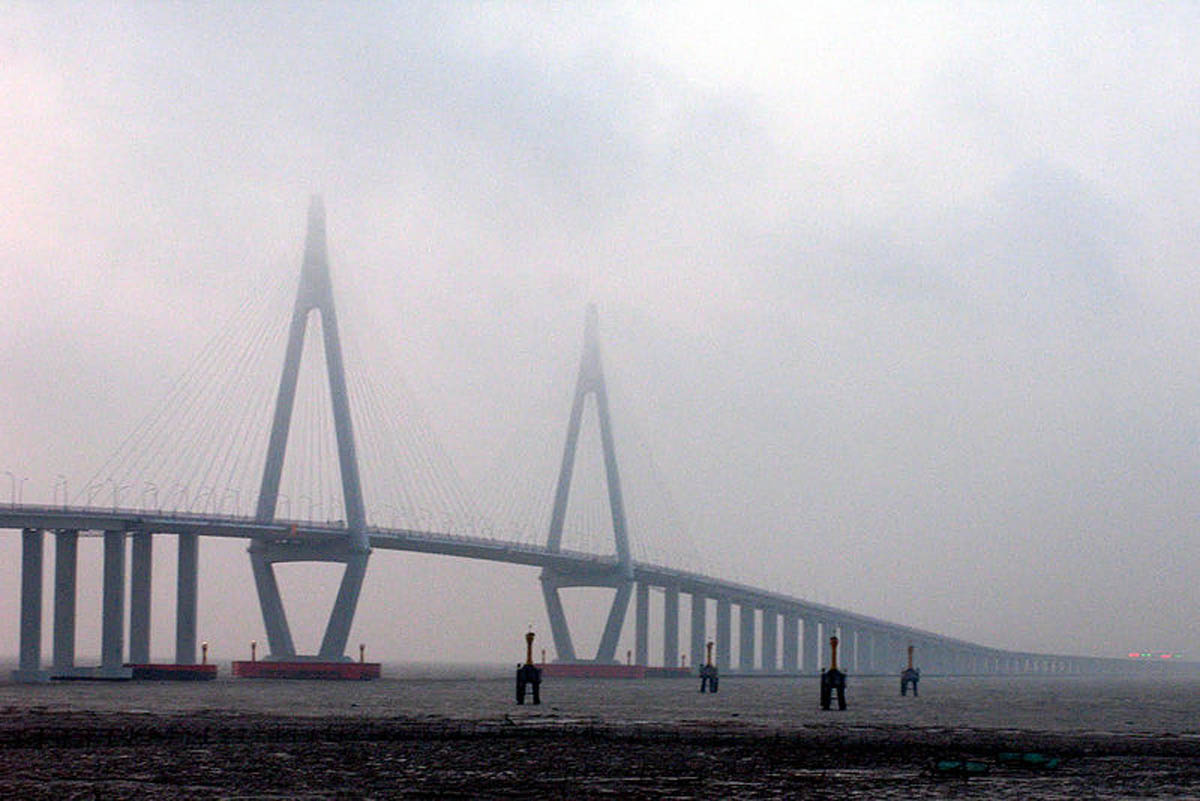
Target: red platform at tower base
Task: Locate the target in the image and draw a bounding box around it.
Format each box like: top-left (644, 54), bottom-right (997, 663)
top-left (231, 661), bottom-right (381, 680)
top-left (540, 664), bottom-right (692, 679)
top-left (127, 663), bottom-right (218, 681)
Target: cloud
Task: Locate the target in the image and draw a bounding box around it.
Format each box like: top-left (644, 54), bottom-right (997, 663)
top-left (2, 3), bottom-right (1200, 661)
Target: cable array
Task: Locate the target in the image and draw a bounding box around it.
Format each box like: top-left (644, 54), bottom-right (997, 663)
top-left (340, 315), bottom-right (482, 534)
top-left (79, 275), bottom-right (293, 516)
top-left (475, 353), bottom-right (706, 572)
top-left (78, 259), bottom-right (705, 576)
top-left (604, 368), bottom-right (706, 574)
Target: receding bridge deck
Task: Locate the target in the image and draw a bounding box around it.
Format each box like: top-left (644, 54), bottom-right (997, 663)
top-left (2, 503), bottom-right (1142, 681)
top-left (2, 200), bottom-right (1161, 682)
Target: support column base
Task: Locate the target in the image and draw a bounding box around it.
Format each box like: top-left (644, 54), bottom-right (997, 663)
top-left (10, 669), bottom-right (50, 684)
top-left (127, 663), bottom-right (218, 681)
top-left (49, 666), bottom-right (133, 681)
top-left (231, 660), bottom-right (379, 680)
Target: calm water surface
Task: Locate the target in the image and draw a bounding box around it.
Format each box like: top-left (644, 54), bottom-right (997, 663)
top-left (3, 665), bottom-right (1199, 738)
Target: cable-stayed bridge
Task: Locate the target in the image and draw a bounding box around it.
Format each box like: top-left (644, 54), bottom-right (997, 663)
top-left (2, 201), bottom-right (1144, 681)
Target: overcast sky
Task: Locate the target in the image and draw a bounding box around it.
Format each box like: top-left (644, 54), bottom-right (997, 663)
top-left (3, 3), bottom-right (1199, 665)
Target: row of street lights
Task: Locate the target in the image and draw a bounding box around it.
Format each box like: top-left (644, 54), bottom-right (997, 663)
top-left (5, 472), bottom-right (535, 540)
top-left (3, 471), bottom-right (28, 508)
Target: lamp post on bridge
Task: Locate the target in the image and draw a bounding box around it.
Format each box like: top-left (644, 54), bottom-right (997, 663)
top-left (3, 471), bottom-right (15, 508)
top-left (194, 486), bottom-right (215, 514)
top-left (170, 483), bottom-right (189, 513)
top-left (141, 482), bottom-right (159, 512)
top-left (378, 503), bottom-right (400, 528)
top-left (54, 474), bottom-right (69, 509)
top-left (108, 478), bottom-right (131, 512)
top-left (222, 488), bottom-right (240, 516)
top-left (299, 494), bottom-right (313, 521)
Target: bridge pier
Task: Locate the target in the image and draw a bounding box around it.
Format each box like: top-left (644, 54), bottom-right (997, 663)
top-left (860, 630), bottom-right (876, 672)
top-left (129, 531), bottom-right (152, 664)
top-left (761, 608), bottom-right (777, 673)
top-left (716, 598), bottom-right (731, 671)
top-left (52, 529), bottom-right (78, 673)
top-left (12, 529), bottom-right (48, 682)
top-left (100, 530), bottom-right (126, 677)
top-left (175, 533), bottom-right (199, 664)
top-left (689, 593), bottom-right (706, 674)
top-left (739, 604), bottom-right (755, 671)
top-left (634, 582), bottom-right (649, 665)
top-left (802, 617), bottom-right (818, 674)
top-left (841, 625), bottom-right (856, 672)
top-left (782, 614), bottom-right (799, 672)
top-left (663, 586), bottom-right (679, 667)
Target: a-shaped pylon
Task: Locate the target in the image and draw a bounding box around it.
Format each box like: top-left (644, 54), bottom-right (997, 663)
top-left (539, 306), bottom-right (635, 664)
top-left (249, 197), bottom-right (369, 661)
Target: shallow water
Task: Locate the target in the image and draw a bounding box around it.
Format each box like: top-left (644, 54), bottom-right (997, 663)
top-left (5, 668), bottom-right (1200, 798)
top-left (4, 666), bottom-right (1199, 739)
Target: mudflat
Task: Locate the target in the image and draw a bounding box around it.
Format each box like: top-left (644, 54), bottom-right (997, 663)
top-left (2, 672), bottom-right (1199, 798)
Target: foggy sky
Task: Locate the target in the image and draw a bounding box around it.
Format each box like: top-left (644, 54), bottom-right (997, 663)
top-left (3, 3), bottom-right (1199, 664)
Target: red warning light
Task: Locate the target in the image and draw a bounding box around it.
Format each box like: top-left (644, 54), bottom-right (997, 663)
top-left (1128, 652), bottom-right (1141, 658)
top-left (1160, 653), bottom-right (1173, 659)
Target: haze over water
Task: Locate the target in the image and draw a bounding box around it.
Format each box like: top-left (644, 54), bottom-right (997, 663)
top-left (5, 669), bottom-right (1200, 739)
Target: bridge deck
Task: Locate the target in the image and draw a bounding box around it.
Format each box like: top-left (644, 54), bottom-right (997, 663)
top-left (0, 504), bottom-right (1128, 669)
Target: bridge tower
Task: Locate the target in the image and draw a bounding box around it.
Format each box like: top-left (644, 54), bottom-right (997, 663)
top-left (250, 197), bottom-right (369, 661)
top-left (540, 305), bottom-right (634, 663)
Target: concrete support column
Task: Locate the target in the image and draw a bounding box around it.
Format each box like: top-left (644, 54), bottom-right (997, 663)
top-left (689, 592), bottom-right (706, 673)
top-left (53, 530), bottom-right (78, 673)
top-left (739, 604), bottom-right (755, 671)
top-left (761, 608), bottom-right (777, 673)
top-left (802, 617), bottom-right (818, 674)
top-left (819, 621), bottom-right (834, 668)
top-left (840, 625), bottom-right (856, 671)
top-left (12, 529), bottom-right (47, 682)
top-left (663, 586), bottom-right (679, 668)
top-left (782, 614), bottom-right (799, 672)
top-left (862, 630), bottom-right (877, 673)
top-left (634, 582), bottom-right (649, 666)
top-left (716, 598), bottom-right (731, 670)
top-left (175, 533), bottom-right (198, 665)
top-left (129, 531), bottom-right (152, 664)
top-left (101, 530), bottom-right (125, 674)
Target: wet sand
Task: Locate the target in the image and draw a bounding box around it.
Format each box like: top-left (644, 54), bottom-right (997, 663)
top-left (3, 670), bottom-right (1200, 798)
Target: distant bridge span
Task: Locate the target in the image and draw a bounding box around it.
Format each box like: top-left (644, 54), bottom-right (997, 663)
top-left (2, 503), bottom-right (1140, 680)
top-left (1, 199), bottom-right (1161, 681)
